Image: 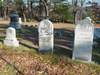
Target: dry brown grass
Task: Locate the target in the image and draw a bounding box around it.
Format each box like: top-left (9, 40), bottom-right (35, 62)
top-left (0, 46), bottom-right (99, 75)
top-left (0, 20), bottom-right (75, 29)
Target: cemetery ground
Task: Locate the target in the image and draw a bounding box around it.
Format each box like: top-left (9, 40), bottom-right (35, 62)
top-left (0, 21), bottom-right (100, 75)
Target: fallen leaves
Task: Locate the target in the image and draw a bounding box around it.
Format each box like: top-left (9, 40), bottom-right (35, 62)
top-left (0, 49), bottom-right (99, 75)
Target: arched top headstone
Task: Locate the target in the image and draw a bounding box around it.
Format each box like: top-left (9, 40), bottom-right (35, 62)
top-left (38, 19), bottom-right (54, 51)
top-left (6, 27), bottom-right (16, 39)
top-left (39, 19), bottom-right (53, 37)
top-left (76, 17), bottom-right (94, 30)
top-left (73, 17), bottom-right (94, 62)
top-left (4, 27), bottom-right (19, 47)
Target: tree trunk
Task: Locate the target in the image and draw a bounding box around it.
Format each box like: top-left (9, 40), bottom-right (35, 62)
top-left (21, 6), bottom-right (26, 22)
top-left (40, 0), bottom-right (49, 18)
top-left (23, 12), bottom-right (26, 22)
top-left (4, 7), bottom-right (7, 19)
top-left (43, 0), bottom-right (49, 17)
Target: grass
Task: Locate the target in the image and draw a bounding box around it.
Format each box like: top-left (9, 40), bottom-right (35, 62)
top-left (0, 64), bottom-right (16, 75)
top-left (0, 43), bottom-right (99, 75)
top-left (0, 23), bottom-right (99, 75)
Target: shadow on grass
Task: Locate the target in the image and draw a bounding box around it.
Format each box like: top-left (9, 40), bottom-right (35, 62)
top-left (19, 42), bottom-right (38, 51)
top-left (1, 24), bottom-right (100, 64)
top-left (54, 28), bottom-right (74, 58)
top-left (93, 54), bottom-right (100, 64)
top-left (18, 25), bottom-right (74, 58)
top-left (18, 25), bottom-right (100, 64)
top-left (92, 39), bottom-right (100, 64)
top-left (0, 36), bottom-right (5, 43)
top-left (92, 38), bottom-right (100, 64)
top-left (0, 24), bottom-right (8, 28)
top-left (54, 46), bottom-right (72, 58)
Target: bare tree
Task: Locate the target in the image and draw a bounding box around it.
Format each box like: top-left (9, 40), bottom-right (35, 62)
top-left (72, 0), bottom-right (86, 24)
top-left (39, 0), bottom-right (49, 18)
top-left (15, 0), bottom-right (27, 22)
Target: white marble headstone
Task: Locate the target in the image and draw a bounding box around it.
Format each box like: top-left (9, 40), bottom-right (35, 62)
top-left (19, 17), bottom-right (22, 24)
top-left (72, 17), bottom-right (94, 62)
top-left (4, 27), bottom-right (19, 47)
top-left (38, 19), bottom-right (53, 51)
top-left (18, 17), bottom-right (22, 29)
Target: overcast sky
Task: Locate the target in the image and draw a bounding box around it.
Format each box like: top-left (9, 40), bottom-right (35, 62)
top-left (68, 0), bottom-right (100, 4)
top-left (83, 0), bottom-right (99, 3)
top-left (22, 0), bottom-right (100, 5)
top-left (85, 0), bottom-right (100, 4)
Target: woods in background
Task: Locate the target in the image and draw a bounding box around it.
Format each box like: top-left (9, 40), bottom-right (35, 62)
top-left (0, 0), bottom-right (99, 23)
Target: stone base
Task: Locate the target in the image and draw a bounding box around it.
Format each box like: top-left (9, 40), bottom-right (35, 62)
top-left (72, 56), bottom-right (91, 62)
top-left (4, 39), bottom-right (19, 47)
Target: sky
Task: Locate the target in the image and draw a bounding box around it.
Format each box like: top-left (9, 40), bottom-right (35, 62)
top-left (65, 0), bottom-right (100, 4)
top-left (22, 0), bottom-right (100, 5)
top-left (85, 0), bottom-right (100, 5)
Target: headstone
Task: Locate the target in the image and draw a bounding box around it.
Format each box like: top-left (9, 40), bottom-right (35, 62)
top-left (19, 17), bottom-right (22, 24)
top-left (72, 17), bottom-right (94, 62)
top-left (38, 19), bottom-right (53, 52)
top-left (4, 27), bottom-right (19, 47)
top-left (9, 11), bottom-right (21, 29)
top-left (18, 17), bottom-right (22, 28)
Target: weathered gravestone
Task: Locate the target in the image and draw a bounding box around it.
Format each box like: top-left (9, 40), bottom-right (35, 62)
top-left (19, 17), bottom-right (22, 25)
top-left (18, 17), bottom-right (22, 28)
top-left (38, 19), bottom-right (53, 52)
top-left (9, 11), bottom-right (21, 29)
top-left (72, 17), bottom-right (94, 62)
top-left (4, 27), bottom-right (19, 47)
